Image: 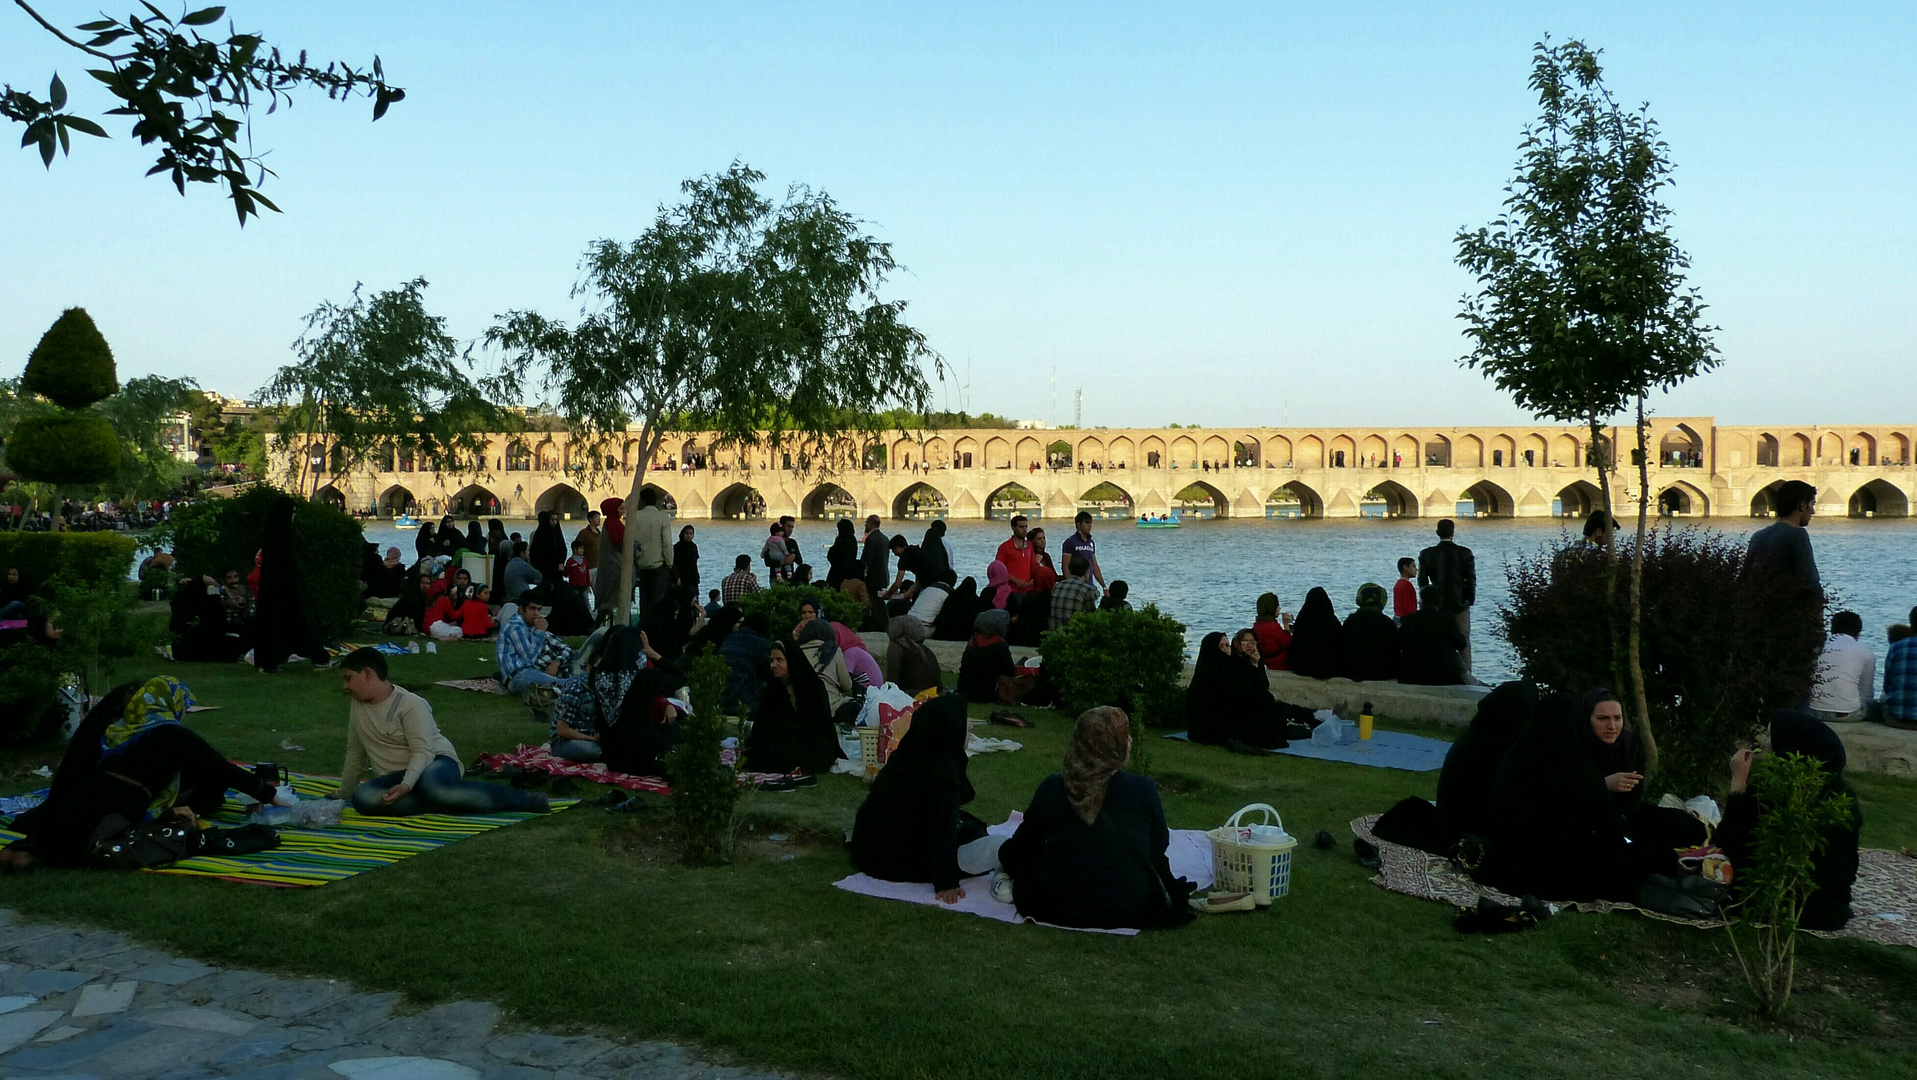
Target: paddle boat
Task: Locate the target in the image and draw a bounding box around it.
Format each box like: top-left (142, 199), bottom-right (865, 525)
top-left (1135, 513), bottom-right (1182, 529)
top-left (393, 514), bottom-right (423, 530)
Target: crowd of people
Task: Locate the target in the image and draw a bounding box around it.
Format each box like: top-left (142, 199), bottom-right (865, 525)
top-left (2, 498), bottom-right (175, 533)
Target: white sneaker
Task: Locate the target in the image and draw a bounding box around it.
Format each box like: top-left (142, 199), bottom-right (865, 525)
top-left (989, 871), bottom-right (1014, 905)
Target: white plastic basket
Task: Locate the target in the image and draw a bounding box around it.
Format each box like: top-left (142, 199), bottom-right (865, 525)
top-left (1206, 803), bottom-right (1297, 905)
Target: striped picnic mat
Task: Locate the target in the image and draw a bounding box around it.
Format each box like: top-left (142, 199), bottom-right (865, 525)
top-left (0, 773), bottom-right (574, 888)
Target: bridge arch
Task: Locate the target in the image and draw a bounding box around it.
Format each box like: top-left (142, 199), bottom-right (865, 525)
top-left (1460, 479), bottom-right (1514, 518)
top-left (985, 481), bottom-right (1040, 519)
top-left (1295, 435), bottom-right (1324, 469)
top-left (1140, 435), bottom-right (1166, 468)
top-left (536, 482), bottom-right (590, 520)
top-left (1108, 436), bottom-right (1135, 467)
top-left (1173, 480), bottom-right (1228, 518)
top-left (450, 484), bottom-right (501, 517)
top-left (1754, 433), bottom-right (1779, 467)
top-left (1360, 434), bottom-right (1388, 467)
top-left (1656, 481), bottom-right (1708, 517)
top-left (1014, 437), bottom-right (1044, 470)
top-left (713, 483), bottom-right (764, 519)
top-left (1170, 435), bottom-right (1199, 468)
top-left (1750, 480), bottom-right (1783, 517)
top-left (1456, 434), bottom-right (1484, 469)
top-left (1787, 433), bottom-right (1812, 467)
top-left (638, 483), bottom-right (678, 517)
top-left (1267, 481), bottom-right (1322, 519)
top-left (1849, 479), bottom-right (1910, 518)
top-left (1364, 480), bottom-right (1419, 518)
top-left (952, 437), bottom-right (979, 469)
top-left (1424, 435), bottom-right (1452, 467)
top-left (1521, 433), bottom-right (1547, 466)
top-left (378, 484), bottom-right (417, 518)
top-left (1232, 438), bottom-right (1261, 468)
top-left (1552, 434), bottom-right (1580, 468)
top-left (1329, 434), bottom-right (1355, 468)
top-left (892, 481), bottom-right (950, 519)
top-left (983, 436), bottom-right (1011, 469)
top-left (801, 482), bottom-right (857, 520)
top-left (1076, 435), bottom-right (1106, 466)
top-left (1554, 480), bottom-right (1604, 518)
top-left (1817, 431), bottom-right (1844, 464)
top-left (1263, 435), bottom-right (1292, 467)
top-left (1200, 435), bottom-right (1229, 465)
top-left (313, 484), bottom-right (347, 511)
top-left (1392, 434), bottom-right (1418, 468)
top-left (1079, 481), bottom-right (1132, 514)
top-left (1659, 424), bottom-right (1703, 465)
top-left (1889, 432), bottom-right (1912, 464)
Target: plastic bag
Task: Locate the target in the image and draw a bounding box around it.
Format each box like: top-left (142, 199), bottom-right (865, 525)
top-left (258, 799), bottom-right (346, 829)
top-left (1310, 712), bottom-right (1355, 746)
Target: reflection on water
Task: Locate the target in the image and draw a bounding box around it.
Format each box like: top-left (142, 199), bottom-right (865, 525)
top-left (359, 515), bottom-right (1917, 684)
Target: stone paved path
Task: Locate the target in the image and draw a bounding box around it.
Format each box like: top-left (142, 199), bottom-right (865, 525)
top-left (0, 909), bottom-right (789, 1080)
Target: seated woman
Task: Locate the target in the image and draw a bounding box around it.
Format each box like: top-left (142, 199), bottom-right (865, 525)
top-left (1341, 583), bottom-right (1399, 682)
top-left (1375, 680), bottom-right (1534, 856)
top-left (593, 635), bottom-right (687, 777)
top-left (718, 612), bottom-right (774, 715)
top-left (423, 587), bottom-right (494, 641)
top-left (542, 572), bottom-right (600, 637)
top-left (930, 576), bottom-right (980, 642)
top-left (1, 678), bottom-right (296, 870)
top-left (1716, 709), bottom-right (1861, 930)
top-left (1286, 587), bottom-right (1346, 680)
top-left (795, 618), bottom-right (861, 725)
top-left (1579, 689), bottom-right (1706, 851)
top-left (168, 574), bottom-right (251, 662)
top-left (743, 638), bottom-right (842, 776)
top-left (547, 629), bottom-right (646, 762)
top-left (1250, 592), bottom-right (1292, 670)
top-left (886, 614), bottom-right (943, 698)
top-left (997, 707), bottom-right (1194, 929)
top-left (956, 609), bottom-right (1031, 705)
top-left (1397, 586), bottom-right (1468, 686)
top-left (684, 602), bottom-right (740, 660)
top-left (384, 569), bottom-right (436, 636)
top-left (849, 695), bottom-right (1000, 903)
top-left (1185, 631), bottom-right (1298, 749)
top-left (1473, 691), bottom-right (1676, 902)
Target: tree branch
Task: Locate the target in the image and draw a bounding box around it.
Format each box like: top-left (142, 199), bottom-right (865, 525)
top-left (13, 0), bottom-right (128, 61)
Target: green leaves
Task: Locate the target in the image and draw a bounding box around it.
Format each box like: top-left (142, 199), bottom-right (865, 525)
top-left (181, 7), bottom-right (227, 27)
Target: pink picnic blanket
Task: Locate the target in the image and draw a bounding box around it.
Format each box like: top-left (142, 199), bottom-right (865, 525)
top-left (474, 744), bottom-right (788, 794)
top-left (832, 813), bottom-right (1217, 935)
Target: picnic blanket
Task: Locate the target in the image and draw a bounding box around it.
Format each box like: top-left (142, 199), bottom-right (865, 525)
top-left (1164, 729), bottom-right (1450, 772)
top-left (1351, 813), bottom-right (1917, 947)
top-left (473, 743), bottom-right (789, 794)
top-left (833, 812), bottom-right (1216, 935)
top-left (0, 773), bottom-right (574, 888)
top-left (436, 678), bottom-right (508, 694)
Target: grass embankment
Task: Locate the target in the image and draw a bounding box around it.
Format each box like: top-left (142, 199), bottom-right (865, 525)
top-left (4, 643), bottom-right (1916, 1080)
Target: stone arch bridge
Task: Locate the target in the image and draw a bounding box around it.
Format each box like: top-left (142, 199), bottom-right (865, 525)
top-left (296, 417), bottom-right (1917, 522)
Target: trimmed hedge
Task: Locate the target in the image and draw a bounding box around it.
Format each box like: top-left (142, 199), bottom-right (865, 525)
top-left (0, 531), bottom-right (138, 591)
top-left (733, 584), bottom-right (868, 638)
top-left (0, 641), bottom-right (66, 746)
top-left (23, 307), bottom-right (117, 409)
top-left (5, 412), bottom-right (122, 486)
top-left (1037, 604), bottom-right (1189, 726)
top-left (169, 486), bottom-right (366, 641)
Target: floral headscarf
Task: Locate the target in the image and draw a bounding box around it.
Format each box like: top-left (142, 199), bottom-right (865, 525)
top-left (100, 676), bottom-right (195, 819)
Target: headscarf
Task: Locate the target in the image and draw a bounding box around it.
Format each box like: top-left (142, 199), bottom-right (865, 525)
top-left (985, 560), bottom-right (1011, 609)
top-left (1184, 632), bottom-right (1233, 743)
top-left (972, 607), bottom-right (1010, 643)
top-left (588, 627), bottom-right (648, 729)
top-left (1576, 688), bottom-right (1642, 782)
top-left (840, 578), bottom-right (872, 611)
top-left (465, 521), bottom-right (486, 550)
top-left (831, 620), bottom-right (864, 655)
top-left (1062, 706), bottom-right (1131, 824)
top-left (1355, 583), bottom-right (1388, 611)
top-left (415, 521), bottom-right (436, 558)
top-left (1287, 587), bottom-right (1346, 679)
top-left (600, 497), bottom-right (626, 546)
top-left (871, 692), bottom-right (973, 805)
top-left (101, 676), bottom-right (195, 819)
top-left (795, 616), bottom-right (839, 669)
top-left (1770, 707), bottom-right (1847, 778)
top-left (933, 577), bottom-right (979, 640)
top-left (488, 519), bottom-right (509, 551)
top-left (1256, 592), bottom-right (1280, 621)
top-left (1, 567), bottom-right (29, 607)
top-left (888, 613), bottom-right (928, 647)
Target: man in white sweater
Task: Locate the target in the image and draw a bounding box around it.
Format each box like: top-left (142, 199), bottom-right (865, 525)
top-left (333, 648), bottom-right (548, 816)
top-left (1808, 611), bottom-right (1876, 723)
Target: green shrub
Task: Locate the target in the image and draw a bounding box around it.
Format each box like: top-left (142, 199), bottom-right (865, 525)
top-left (733, 584), bottom-right (868, 638)
top-left (0, 531), bottom-right (138, 591)
top-left (1038, 604), bottom-right (1188, 724)
top-left (1724, 753), bottom-right (1857, 1017)
top-left (5, 413), bottom-right (122, 486)
top-left (0, 640), bottom-right (66, 746)
top-left (667, 648), bottom-right (741, 865)
top-left (23, 308), bottom-right (117, 409)
top-left (1502, 527), bottom-right (1821, 794)
top-left (169, 486), bottom-right (367, 641)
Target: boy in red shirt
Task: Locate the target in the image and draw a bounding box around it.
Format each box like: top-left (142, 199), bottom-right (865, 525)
top-left (995, 515), bottom-right (1036, 594)
top-left (564, 539), bottom-right (592, 593)
top-left (1393, 557), bottom-right (1418, 621)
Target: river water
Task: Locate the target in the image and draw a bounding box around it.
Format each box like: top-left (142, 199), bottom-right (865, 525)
top-left (360, 516), bottom-right (1917, 683)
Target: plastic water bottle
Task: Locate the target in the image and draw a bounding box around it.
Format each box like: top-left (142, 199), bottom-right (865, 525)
top-left (1359, 701), bottom-right (1374, 741)
top-left (424, 640), bottom-right (438, 654)
top-left (407, 641), bottom-right (420, 655)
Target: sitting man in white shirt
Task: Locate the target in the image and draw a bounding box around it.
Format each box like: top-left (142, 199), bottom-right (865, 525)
top-left (906, 569), bottom-right (957, 626)
top-left (1808, 610), bottom-right (1876, 723)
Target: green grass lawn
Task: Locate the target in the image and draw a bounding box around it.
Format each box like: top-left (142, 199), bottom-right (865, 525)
top-left (5, 641), bottom-right (1917, 1080)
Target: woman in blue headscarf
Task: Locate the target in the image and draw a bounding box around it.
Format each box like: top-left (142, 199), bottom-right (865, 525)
top-left (2, 677), bottom-right (293, 870)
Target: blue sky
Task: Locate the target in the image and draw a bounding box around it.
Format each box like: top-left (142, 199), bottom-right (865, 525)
top-left (2, 2), bottom-right (1912, 427)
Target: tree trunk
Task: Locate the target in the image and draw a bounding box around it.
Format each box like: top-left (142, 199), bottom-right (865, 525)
top-left (614, 423), bottom-right (660, 627)
top-left (1627, 396), bottom-right (1659, 779)
top-left (1590, 416), bottom-right (1628, 699)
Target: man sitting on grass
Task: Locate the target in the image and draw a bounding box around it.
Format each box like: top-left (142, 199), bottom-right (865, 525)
top-left (497, 591), bottom-right (574, 697)
top-left (333, 647), bottom-right (548, 817)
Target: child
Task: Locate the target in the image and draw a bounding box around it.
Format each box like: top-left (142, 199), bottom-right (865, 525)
top-left (705, 588), bottom-right (724, 620)
top-left (762, 523), bottom-right (793, 583)
top-left (563, 539), bottom-right (591, 603)
top-left (1097, 580), bottom-right (1131, 612)
top-left (1393, 557), bottom-right (1417, 621)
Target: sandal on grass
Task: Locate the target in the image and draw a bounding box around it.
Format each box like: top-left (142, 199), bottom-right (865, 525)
top-left (988, 711), bottom-right (1035, 729)
top-left (1189, 891), bottom-right (1258, 914)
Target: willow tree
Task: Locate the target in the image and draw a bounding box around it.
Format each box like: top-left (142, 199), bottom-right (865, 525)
top-left (488, 163), bottom-right (940, 624)
top-left (1455, 39), bottom-right (1718, 776)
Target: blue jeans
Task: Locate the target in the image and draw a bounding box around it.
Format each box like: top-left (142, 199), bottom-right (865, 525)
top-left (548, 738), bottom-right (601, 763)
top-left (505, 666), bottom-right (566, 695)
top-left (351, 755), bottom-right (548, 817)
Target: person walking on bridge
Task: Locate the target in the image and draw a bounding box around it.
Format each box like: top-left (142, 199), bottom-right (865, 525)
top-left (1417, 519), bottom-right (1477, 679)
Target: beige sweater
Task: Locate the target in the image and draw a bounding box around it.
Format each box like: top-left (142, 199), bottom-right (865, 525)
top-left (338, 685), bottom-right (457, 790)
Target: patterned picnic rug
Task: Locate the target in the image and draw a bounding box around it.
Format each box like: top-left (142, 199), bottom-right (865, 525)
top-left (435, 677), bottom-right (508, 694)
top-left (473, 743), bottom-right (789, 795)
top-left (1, 773), bottom-right (574, 888)
top-left (1351, 813), bottom-right (1917, 948)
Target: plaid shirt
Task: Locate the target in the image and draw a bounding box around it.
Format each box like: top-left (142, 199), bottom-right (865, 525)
top-left (1050, 577), bottom-right (1100, 631)
top-left (496, 612), bottom-right (548, 681)
top-left (721, 568), bottom-right (762, 604)
top-left (1884, 637), bottom-right (1917, 722)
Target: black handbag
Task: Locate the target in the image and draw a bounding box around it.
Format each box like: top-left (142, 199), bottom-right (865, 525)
top-left (88, 814), bottom-right (203, 869)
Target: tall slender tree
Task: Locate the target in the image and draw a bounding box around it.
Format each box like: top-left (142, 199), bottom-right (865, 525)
top-left (488, 163), bottom-right (940, 625)
top-left (1456, 38), bottom-right (1719, 776)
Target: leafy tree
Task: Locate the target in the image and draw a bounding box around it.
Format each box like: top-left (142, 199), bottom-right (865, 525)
top-left (488, 162), bottom-right (941, 623)
top-left (97, 374), bottom-right (198, 498)
top-left (7, 308), bottom-right (122, 504)
top-left (3, 3), bottom-right (402, 223)
top-left (1455, 39), bottom-right (1718, 777)
top-left (258, 278), bottom-right (516, 498)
